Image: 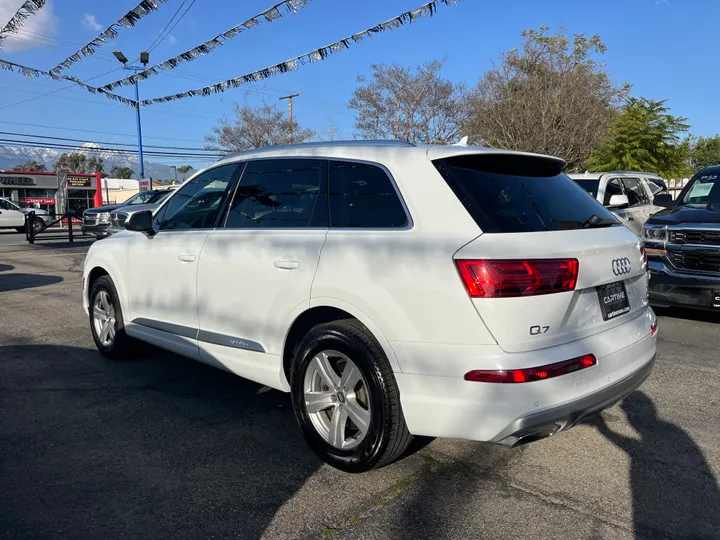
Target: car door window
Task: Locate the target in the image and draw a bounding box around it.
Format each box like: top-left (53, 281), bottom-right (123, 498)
top-left (621, 178), bottom-right (649, 207)
top-left (603, 179), bottom-right (624, 206)
top-left (0, 199), bottom-right (14, 211)
top-left (159, 164), bottom-right (238, 230)
top-left (328, 161), bottom-right (408, 228)
top-left (224, 159), bottom-right (326, 228)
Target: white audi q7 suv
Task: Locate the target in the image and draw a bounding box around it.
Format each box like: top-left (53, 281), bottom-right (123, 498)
top-left (83, 141), bottom-right (657, 472)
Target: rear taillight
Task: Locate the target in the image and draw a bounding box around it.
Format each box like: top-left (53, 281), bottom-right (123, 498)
top-left (650, 320), bottom-right (658, 336)
top-left (456, 259), bottom-right (579, 298)
top-left (464, 354), bottom-right (597, 383)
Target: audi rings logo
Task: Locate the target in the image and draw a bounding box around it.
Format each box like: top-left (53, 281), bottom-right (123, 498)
top-left (612, 257), bottom-right (632, 276)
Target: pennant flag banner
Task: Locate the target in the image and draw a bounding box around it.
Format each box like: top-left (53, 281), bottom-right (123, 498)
top-left (0, 59), bottom-right (138, 106)
top-left (48, 0), bottom-right (168, 76)
top-left (140, 0), bottom-right (464, 107)
top-left (0, 0), bottom-right (46, 50)
top-left (99, 0), bottom-right (310, 92)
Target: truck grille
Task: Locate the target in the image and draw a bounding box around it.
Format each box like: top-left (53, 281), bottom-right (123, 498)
top-left (670, 229), bottom-right (720, 246)
top-left (83, 216), bottom-right (97, 226)
top-left (110, 213), bottom-right (127, 227)
top-left (670, 251), bottom-right (720, 274)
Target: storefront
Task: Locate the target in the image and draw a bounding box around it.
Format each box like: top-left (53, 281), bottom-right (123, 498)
top-left (0, 171), bottom-right (103, 216)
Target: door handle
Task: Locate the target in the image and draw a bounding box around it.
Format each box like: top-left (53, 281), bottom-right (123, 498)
top-left (178, 254), bottom-right (196, 262)
top-left (274, 260), bottom-right (300, 270)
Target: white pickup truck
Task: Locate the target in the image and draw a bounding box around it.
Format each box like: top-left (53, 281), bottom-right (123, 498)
top-left (0, 197), bottom-right (50, 234)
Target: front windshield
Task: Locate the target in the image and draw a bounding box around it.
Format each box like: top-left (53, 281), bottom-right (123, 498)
top-left (122, 191), bottom-right (159, 205)
top-left (575, 179), bottom-right (600, 198)
top-left (681, 173), bottom-right (720, 207)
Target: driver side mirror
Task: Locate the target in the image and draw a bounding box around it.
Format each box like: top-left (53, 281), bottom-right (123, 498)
top-left (125, 210), bottom-right (155, 236)
top-left (607, 194), bottom-right (629, 209)
top-left (653, 193), bottom-right (673, 208)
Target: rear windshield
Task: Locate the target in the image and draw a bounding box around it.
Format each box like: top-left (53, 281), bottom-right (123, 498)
top-left (433, 155), bottom-right (620, 233)
top-left (575, 179), bottom-right (600, 198)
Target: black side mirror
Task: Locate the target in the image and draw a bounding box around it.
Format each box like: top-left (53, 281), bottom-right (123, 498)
top-left (653, 193), bottom-right (673, 208)
top-left (125, 210), bottom-right (155, 235)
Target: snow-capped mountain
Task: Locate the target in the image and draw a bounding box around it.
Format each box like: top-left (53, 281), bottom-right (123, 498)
top-left (0, 143), bottom-right (200, 180)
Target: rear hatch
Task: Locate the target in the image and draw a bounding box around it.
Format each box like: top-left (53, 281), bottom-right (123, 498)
top-left (433, 152), bottom-right (648, 353)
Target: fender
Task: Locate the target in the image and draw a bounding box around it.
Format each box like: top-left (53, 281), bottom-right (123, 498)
top-left (83, 242), bottom-right (130, 318)
top-left (306, 296), bottom-right (403, 374)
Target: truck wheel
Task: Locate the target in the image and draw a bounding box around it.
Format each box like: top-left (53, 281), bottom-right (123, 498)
top-left (89, 276), bottom-right (133, 359)
top-left (290, 320), bottom-right (412, 473)
top-left (32, 218), bottom-right (45, 234)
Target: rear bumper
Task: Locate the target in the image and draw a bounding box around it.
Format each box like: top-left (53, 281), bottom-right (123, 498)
top-left (394, 306), bottom-right (657, 442)
top-left (490, 355), bottom-right (655, 446)
top-left (648, 259), bottom-right (720, 310)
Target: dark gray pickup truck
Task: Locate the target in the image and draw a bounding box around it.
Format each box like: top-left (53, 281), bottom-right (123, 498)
top-left (82, 190), bottom-right (171, 239)
top-left (643, 165), bottom-right (720, 310)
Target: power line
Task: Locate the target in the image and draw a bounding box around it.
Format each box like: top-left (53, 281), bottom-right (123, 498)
top-left (0, 131), bottom-right (219, 152)
top-left (0, 120), bottom-right (209, 144)
top-left (146, 0), bottom-right (188, 51)
top-left (150, 0), bottom-right (197, 52)
top-left (0, 138), bottom-right (222, 159)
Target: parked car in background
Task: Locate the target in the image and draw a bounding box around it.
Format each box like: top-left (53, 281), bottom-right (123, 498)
top-left (644, 165), bottom-right (720, 310)
top-left (82, 189), bottom-right (173, 239)
top-left (570, 171), bottom-right (667, 236)
top-left (83, 141), bottom-right (656, 472)
top-left (107, 189), bottom-right (175, 236)
top-left (0, 197), bottom-right (50, 233)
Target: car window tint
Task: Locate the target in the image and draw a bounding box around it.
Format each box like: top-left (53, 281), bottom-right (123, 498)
top-left (575, 179), bottom-right (599, 198)
top-left (622, 178), bottom-right (649, 206)
top-left (0, 199), bottom-right (13, 210)
top-left (433, 154), bottom-right (619, 233)
top-left (225, 159), bottom-right (326, 228)
top-left (603, 179), bottom-right (624, 206)
top-left (328, 161), bottom-right (407, 228)
top-left (160, 165), bottom-right (237, 230)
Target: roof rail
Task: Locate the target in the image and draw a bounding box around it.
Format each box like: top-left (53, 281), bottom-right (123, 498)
top-left (219, 140), bottom-right (416, 160)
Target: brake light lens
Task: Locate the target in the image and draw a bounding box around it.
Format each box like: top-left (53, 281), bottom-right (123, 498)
top-left (464, 354), bottom-right (597, 383)
top-left (650, 321), bottom-right (658, 336)
top-left (456, 259), bottom-right (579, 298)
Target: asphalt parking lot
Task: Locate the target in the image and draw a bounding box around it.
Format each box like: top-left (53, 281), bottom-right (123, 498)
top-left (1, 230), bottom-right (719, 540)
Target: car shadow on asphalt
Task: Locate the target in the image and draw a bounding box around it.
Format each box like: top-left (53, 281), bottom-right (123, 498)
top-left (654, 306), bottom-right (720, 324)
top-left (0, 343), bottom-right (323, 539)
top-left (0, 263), bottom-right (14, 272)
top-left (591, 391), bottom-right (720, 539)
top-left (0, 273), bottom-right (63, 292)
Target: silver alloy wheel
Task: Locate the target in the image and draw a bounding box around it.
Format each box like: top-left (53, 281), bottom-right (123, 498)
top-left (303, 350), bottom-right (371, 450)
top-left (92, 290), bottom-right (116, 347)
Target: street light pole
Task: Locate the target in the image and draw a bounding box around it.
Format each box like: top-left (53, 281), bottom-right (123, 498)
top-left (113, 50), bottom-right (149, 180)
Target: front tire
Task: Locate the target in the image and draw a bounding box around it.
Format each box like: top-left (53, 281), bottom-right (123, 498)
top-left (290, 320), bottom-right (412, 473)
top-left (89, 275), bottom-right (133, 359)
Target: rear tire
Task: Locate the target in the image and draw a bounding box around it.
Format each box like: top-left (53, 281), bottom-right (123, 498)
top-left (290, 320), bottom-right (412, 473)
top-left (32, 218), bottom-right (45, 234)
top-left (89, 276), bottom-right (133, 359)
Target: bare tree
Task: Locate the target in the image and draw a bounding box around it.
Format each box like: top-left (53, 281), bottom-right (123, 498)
top-left (465, 27), bottom-right (629, 170)
top-left (348, 59), bottom-right (468, 144)
top-left (205, 103), bottom-right (315, 152)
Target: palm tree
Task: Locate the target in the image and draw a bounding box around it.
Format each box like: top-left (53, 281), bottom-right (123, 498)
top-left (176, 165), bottom-right (193, 182)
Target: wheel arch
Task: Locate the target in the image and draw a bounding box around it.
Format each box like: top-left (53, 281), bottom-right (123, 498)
top-left (281, 299), bottom-right (401, 387)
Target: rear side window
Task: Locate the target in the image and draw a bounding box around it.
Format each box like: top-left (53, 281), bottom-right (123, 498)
top-left (575, 179), bottom-right (599, 198)
top-left (433, 154), bottom-right (619, 233)
top-left (329, 161), bottom-right (408, 228)
top-left (225, 159), bottom-right (326, 228)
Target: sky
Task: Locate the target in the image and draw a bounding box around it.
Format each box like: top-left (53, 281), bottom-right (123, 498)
top-left (0, 0), bottom-right (718, 170)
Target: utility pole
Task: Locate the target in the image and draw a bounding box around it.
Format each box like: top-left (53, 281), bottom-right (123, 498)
top-left (279, 93), bottom-right (300, 143)
top-left (171, 165), bottom-right (177, 184)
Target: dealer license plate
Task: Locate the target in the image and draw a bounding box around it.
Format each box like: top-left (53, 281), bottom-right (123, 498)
top-left (597, 281), bottom-right (630, 321)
